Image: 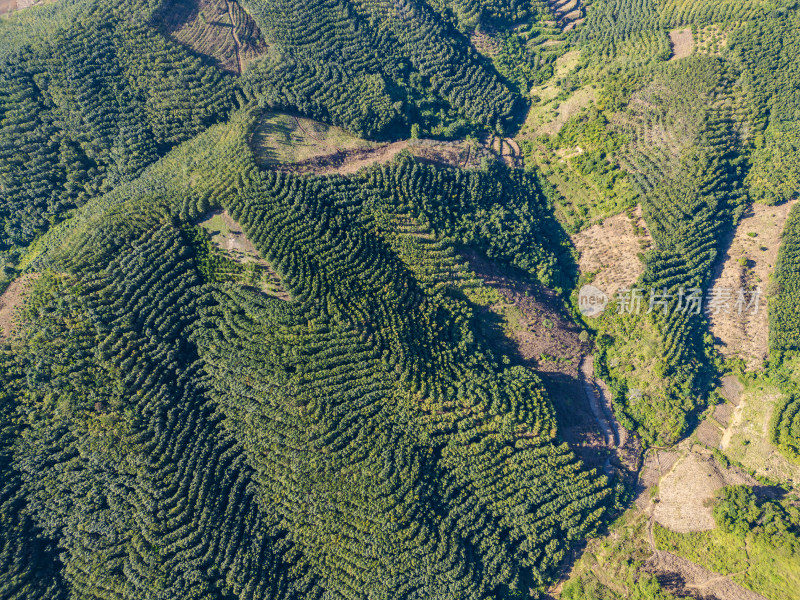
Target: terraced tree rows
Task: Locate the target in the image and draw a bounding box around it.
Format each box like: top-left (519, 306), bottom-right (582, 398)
top-left (0, 0), bottom-right (236, 284)
top-left (239, 0), bottom-right (523, 136)
top-left (595, 56), bottom-right (753, 443)
top-left (0, 110), bottom-right (612, 598)
top-left (3, 216), bottom-right (299, 599)
top-left (1, 0), bottom-right (551, 295)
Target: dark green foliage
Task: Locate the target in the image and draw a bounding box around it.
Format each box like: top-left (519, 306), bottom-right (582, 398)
top-left (0, 0), bottom-right (535, 290)
top-left (238, 0), bottom-right (524, 137)
top-left (0, 110), bottom-right (610, 598)
top-left (0, 1), bottom-right (236, 277)
top-left (729, 13), bottom-right (800, 204)
top-left (771, 394), bottom-right (800, 461)
top-left (769, 204), bottom-right (800, 359)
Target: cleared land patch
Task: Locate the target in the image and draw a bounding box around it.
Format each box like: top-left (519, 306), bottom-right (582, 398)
top-left (251, 112), bottom-right (513, 174)
top-left (251, 112), bottom-right (377, 168)
top-left (708, 199), bottom-right (797, 370)
top-left (461, 252), bottom-right (640, 476)
top-left (197, 209), bottom-right (289, 300)
top-left (527, 86), bottom-right (596, 138)
top-left (572, 206), bottom-right (652, 300)
top-left (653, 449), bottom-right (755, 533)
top-left (158, 0), bottom-right (266, 74)
top-left (2, 0), bottom-right (57, 14)
top-left (0, 273), bottom-right (39, 338)
top-left (668, 28), bottom-right (694, 60)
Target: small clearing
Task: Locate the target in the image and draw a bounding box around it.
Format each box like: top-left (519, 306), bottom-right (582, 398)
top-left (644, 549), bottom-right (768, 600)
top-left (708, 199), bottom-right (797, 370)
top-left (547, 0), bottom-right (584, 31)
top-left (668, 28), bottom-right (694, 60)
top-left (251, 112), bottom-right (377, 167)
top-left (470, 30), bottom-right (500, 58)
top-left (572, 206), bottom-right (653, 301)
top-left (653, 449), bottom-right (755, 533)
top-left (251, 111), bottom-right (515, 175)
top-left (525, 50), bottom-right (581, 107)
top-left (197, 209), bottom-right (290, 300)
top-left (2, 0), bottom-right (55, 14)
top-left (158, 0), bottom-right (266, 75)
top-left (0, 273), bottom-right (39, 338)
top-left (695, 24), bottom-right (731, 55)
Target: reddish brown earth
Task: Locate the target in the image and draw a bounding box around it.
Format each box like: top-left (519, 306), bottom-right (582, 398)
top-left (461, 251), bottom-right (640, 475)
top-left (0, 273), bottom-right (39, 339)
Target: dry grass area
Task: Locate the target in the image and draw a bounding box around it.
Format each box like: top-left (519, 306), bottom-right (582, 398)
top-left (720, 377), bottom-right (800, 488)
top-left (571, 206), bottom-right (652, 300)
top-left (159, 0), bottom-right (266, 74)
top-left (0, 273), bottom-right (39, 338)
top-left (653, 448), bottom-right (755, 533)
top-left (2, 0), bottom-right (57, 14)
top-left (197, 209), bottom-right (290, 300)
top-left (708, 200), bottom-right (797, 370)
top-left (251, 112), bottom-right (377, 167)
top-left (668, 28), bottom-right (694, 60)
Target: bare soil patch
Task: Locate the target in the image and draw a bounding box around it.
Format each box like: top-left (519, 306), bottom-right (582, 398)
top-left (653, 450), bottom-right (756, 533)
top-left (158, 0), bottom-right (266, 74)
top-left (720, 375), bottom-right (744, 406)
top-left (571, 206), bottom-right (652, 300)
top-left (0, 273), bottom-right (40, 339)
top-left (669, 28), bottom-right (694, 60)
top-left (695, 420), bottom-right (723, 448)
top-left (0, 0), bottom-right (16, 15)
top-left (713, 402), bottom-right (733, 428)
top-left (2, 0), bottom-right (57, 14)
top-left (197, 209), bottom-right (289, 300)
top-left (708, 200), bottom-right (797, 370)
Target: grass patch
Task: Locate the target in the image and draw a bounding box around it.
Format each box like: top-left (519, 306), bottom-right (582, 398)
top-left (655, 523), bottom-right (800, 599)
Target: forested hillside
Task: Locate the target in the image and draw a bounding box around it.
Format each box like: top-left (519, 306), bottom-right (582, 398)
top-left (0, 110), bottom-right (611, 599)
top-left (3, 0), bottom-right (800, 598)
